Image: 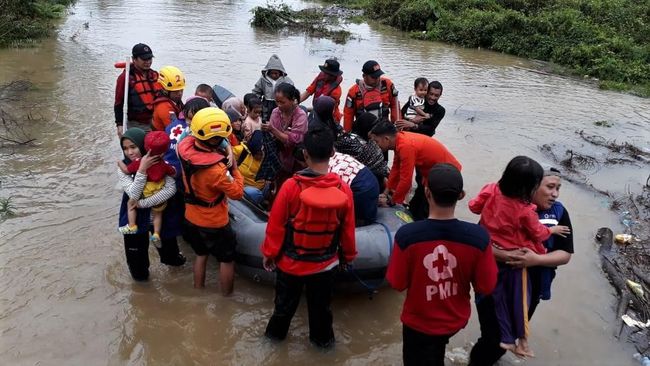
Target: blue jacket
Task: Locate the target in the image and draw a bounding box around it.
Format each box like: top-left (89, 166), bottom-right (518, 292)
top-left (537, 201), bottom-right (566, 300)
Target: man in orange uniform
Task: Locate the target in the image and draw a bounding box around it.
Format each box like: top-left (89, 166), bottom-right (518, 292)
top-left (152, 66), bottom-right (185, 131)
top-left (178, 107), bottom-right (244, 295)
top-left (114, 43), bottom-right (163, 137)
top-left (343, 60), bottom-right (399, 134)
top-left (370, 121), bottom-right (461, 221)
top-left (300, 59), bottom-right (344, 122)
top-left (261, 126), bottom-right (357, 348)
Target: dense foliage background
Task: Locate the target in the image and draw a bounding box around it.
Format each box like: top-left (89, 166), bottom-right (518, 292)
top-left (0, 0), bottom-right (74, 47)
top-left (337, 0), bottom-right (650, 96)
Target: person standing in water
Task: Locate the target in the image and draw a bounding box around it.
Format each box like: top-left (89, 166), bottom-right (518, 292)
top-left (261, 126), bottom-right (356, 348)
top-left (469, 166), bottom-right (574, 365)
top-left (468, 156), bottom-right (570, 358)
top-left (387, 163), bottom-right (497, 366)
top-left (369, 121), bottom-right (461, 220)
top-left (116, 128), bottom-right (186, 281)
top-left (152, 66), bottom-right (185, 131)
top-left (177, 108), bottom-right (244, 295)
top-left (300, 58), bottom-right (344, 122)
top-left (114, 43), bottom-right (162, 137)
top-left (397, 81), bottom-right (446, 137)
top-left (343, 60), bottom-right (399, 134)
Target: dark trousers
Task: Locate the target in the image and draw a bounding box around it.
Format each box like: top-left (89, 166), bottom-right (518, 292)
top-left (403, 325), bottom-right (455, 366)
top-left (123, 233), bottom-right (185, 281)
top-left (265, 269), bottom-right (335, 347)
top-left (408, 172), bottom-right (429, 221)
top-left (469, 295), bottom-right (506, 366)
top-left (469, 271), bottom-right (543, 366)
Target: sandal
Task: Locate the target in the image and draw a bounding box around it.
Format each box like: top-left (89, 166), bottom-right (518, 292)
top-left (150, 233), bottom-right (162, 249)
top-left (118, 224), bottom-right (138, 235)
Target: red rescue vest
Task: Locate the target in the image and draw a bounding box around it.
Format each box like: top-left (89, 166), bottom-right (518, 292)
top-left (178, 137), bottom-right (228, 208)
top-left (127, 67), bottom-right (162, 114)
top-left (353, 79), bottom-right (391, 120)
top-left (284, 182), bottom-right (348, 262)
top-left (313, 73), bottom-right (342, 99)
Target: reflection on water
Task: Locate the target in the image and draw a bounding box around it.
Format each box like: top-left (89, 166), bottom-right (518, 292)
top-left (0, 0), bottom-right (648, 365)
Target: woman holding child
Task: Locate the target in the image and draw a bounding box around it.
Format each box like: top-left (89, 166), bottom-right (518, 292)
top-left (260, 83), bottom-right (308, 183)
top-left (117, 128), bottom-right (186, 281)
top-left (468, 164), bottom-right (574, 365)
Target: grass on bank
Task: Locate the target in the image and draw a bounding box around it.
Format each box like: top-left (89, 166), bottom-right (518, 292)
top-left (0, 0), bottom-right (75, 48)
top-left (330, 0), bottom-right (650, 97)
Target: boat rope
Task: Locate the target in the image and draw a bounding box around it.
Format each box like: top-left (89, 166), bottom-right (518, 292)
top-left (346, 264), bottom-right (381, 300)
top-left (345, 221), bottom-right (394, 300)
top-left (376, 221), bottom-right (393, 259)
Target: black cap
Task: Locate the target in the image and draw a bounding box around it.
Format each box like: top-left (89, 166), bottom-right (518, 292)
top-left (132, 43), bottom-right (153, 60)
top-left (362, 60), bottom-right (384, 78)
top-left (318, 59), bottom-right (343, 76)
top-left (427, 163), bottom-right (463, 196)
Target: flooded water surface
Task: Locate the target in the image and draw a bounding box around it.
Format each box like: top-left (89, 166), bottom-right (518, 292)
top-left (1, 0), bottom-right (649, 365)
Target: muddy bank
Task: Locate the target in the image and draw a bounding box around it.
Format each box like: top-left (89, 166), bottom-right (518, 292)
top-left (542, 128), bottom-right (650, 354)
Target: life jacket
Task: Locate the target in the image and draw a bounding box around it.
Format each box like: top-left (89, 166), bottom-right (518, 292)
top-left (313, 73), bottom-right (342, 100)
top-left (283, 181), bottom-right (348, 262)
top-left (153, 95), bottom-right (183, 115)
top-left (353, 78), bottom-right (391, 120)
top-left (127, 67), bottom-right (161, 114)
top-left (178, 137), bottom-right (229, 208)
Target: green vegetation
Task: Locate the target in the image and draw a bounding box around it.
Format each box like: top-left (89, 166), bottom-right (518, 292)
top-left (593, 120), bottom-right (613, 127)
top-left (0, 0), bottom-right (75, 47)
top-left (0, 197), bottom-right (15, 219)
top-left (334, 0), bottom-right (650, 97)
top-left (251, 4), bottom-right (353, 44)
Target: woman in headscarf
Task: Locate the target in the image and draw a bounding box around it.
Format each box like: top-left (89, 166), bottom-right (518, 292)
top-left (117, 128), bottom-right (186, 281)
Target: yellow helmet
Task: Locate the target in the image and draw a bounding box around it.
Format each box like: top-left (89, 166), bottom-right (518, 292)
top-left (191, 107), bottom-right (232, 140)
top-left (158, 65), bottom-right (186, 91)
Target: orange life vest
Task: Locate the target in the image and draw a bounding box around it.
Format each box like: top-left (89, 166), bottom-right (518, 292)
top-left (153, 95), bottom-right (183, 115)
top-left (353, 78), bottom-right (392, 120)
top-left (313, 73), bottom-right (342, 99)
top-left (127, 68), bottom-right (162, 114)
top-left (284, 182), bottom-right (348, 262)
top-left (178, 138), bottom-right (228, 208)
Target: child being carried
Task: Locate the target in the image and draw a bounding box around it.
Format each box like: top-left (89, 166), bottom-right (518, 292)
top-left (118, 131), bottom-right (176, 247)
top-left (403, 77), bottom-right (430, 121)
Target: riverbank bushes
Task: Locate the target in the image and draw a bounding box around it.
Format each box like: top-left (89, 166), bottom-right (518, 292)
top-left (335, 0), bottom-right (650, 96)
top-left (0, 0), bottom-right (75, 47)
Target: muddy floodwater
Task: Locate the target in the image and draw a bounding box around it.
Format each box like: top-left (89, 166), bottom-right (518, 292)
top-left (1, 0), bottom-right (649, 365)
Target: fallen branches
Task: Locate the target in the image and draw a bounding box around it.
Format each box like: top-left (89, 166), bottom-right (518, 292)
top-left (579, 130), bottom-right (650, 162)
top-left (0, 107), bottom-right (35, 147)
top-left (251, 4), bottom-right (354, 44)
top-left (0, 81), bottom-right (36, 148)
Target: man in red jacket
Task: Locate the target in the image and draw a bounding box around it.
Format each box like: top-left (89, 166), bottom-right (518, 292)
top-left (370, 121), bottom-right (461, 220)
top-left (114, 43), bottom-right (163, 138)
top-left (261, 126), bottom-right (357, 348)
top-left (386, 163), bottom-right (497, 366)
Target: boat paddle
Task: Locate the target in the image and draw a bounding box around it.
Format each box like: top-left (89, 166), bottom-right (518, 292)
top-left (114, 58), bottom-right (130, 131)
